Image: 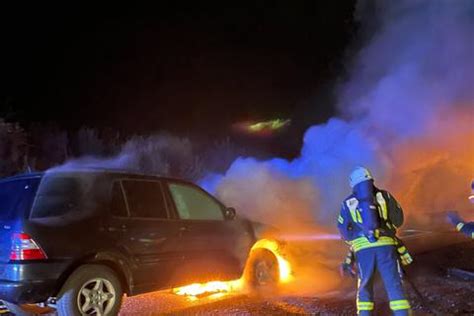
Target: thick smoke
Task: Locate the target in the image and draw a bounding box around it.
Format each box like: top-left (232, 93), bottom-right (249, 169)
top-left (50, 134), bottom-right (201, 179)
top-left (202, 0), bottom-right (474, 229)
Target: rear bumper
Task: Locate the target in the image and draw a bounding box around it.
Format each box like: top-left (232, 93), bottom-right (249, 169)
top-left (0, 261), bottom-right (69, 304)
top-left (0, 279), bottom-right (57, 304)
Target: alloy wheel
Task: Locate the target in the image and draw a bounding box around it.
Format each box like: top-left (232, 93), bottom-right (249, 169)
top-left (77, 278), bottom-right (116, 315)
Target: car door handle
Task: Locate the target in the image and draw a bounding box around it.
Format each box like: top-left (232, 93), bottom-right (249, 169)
top-left (179, 226), bottom-right (188, 231)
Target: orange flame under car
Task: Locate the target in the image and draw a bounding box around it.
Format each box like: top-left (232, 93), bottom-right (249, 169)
top-left (172, 239), bottom-right (292, 300)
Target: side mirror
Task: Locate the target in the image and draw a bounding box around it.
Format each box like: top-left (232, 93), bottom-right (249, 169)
top-left (224, 207), bottom-right (236, 220)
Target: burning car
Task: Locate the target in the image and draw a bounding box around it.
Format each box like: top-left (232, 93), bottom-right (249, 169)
top-left (0, 169), bottom-right (286, 315)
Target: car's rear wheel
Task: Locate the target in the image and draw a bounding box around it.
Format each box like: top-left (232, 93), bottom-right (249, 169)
top-left (56, 264), bottom-right (123, 316)
top-left (245, 248), bottom-right (279, 293)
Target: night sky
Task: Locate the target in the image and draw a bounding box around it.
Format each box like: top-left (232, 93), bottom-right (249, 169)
top-left (0, 2), bottom-right (356, 154)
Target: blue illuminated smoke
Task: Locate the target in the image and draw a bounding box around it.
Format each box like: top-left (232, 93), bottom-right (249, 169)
top-left (201, 0), bottom-right (474, 228)
top-left (201, 119), bottom-right (387, 226)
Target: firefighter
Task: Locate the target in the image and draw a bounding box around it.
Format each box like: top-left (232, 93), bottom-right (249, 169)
top-left (338, 167), bottom-right (411, 315)
top-left (446, 180), bottom-right (474, 239)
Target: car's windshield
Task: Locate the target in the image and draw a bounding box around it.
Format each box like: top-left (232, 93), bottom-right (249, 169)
top-left (0, 178), bottom-right (40, 220)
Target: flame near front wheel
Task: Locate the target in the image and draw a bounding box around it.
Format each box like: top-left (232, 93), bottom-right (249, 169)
top-left (172, 238), bottom-right (293, 300)
top-left (249, 239), bottom-right (293, 284)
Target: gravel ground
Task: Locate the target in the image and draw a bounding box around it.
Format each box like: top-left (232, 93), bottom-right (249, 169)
top-left (120, 241), bottom-right (474, 315)
top-left (2, 241), bottom-right (472, 315)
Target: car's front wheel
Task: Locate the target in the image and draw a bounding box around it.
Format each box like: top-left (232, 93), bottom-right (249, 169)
top-left (244, 248), bottom-right (280, 293)
top-left (56, 264), bottom-right (123, 316)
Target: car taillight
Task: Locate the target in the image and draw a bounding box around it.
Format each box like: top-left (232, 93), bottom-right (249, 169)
top-left (10, 233), bottom-right (47, 261)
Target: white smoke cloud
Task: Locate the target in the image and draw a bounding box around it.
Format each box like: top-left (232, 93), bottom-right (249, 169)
top-left (50, 134), bottom-right (200, 179)
top-left (341, 0), bottom-right (474, 139)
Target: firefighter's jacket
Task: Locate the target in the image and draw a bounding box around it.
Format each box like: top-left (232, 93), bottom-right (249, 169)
top-left (337, 188), bottom-right (404, 252)
top-left (455, 221), bottom-right (474, 239)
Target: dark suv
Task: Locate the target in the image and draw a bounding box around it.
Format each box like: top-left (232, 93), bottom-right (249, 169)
top-left (0, 169), bottom-right (276, 315)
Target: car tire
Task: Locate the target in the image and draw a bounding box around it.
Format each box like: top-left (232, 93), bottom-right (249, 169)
top-left (244, 248), bottom-right (280, 293)
top-left (56, 264), bottom-right (123, 316)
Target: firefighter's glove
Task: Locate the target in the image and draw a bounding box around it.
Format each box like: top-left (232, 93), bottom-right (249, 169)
top-left (340, 262), bottom-right (356, 278)
top-left (339, 251), bottom-right (356, 278)
top-left (446, 211), bottom-right (463, 226)
top-left (397, 245), bottom-right (413, 266)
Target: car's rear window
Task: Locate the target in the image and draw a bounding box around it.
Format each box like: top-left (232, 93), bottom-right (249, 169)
top-left (30, 175), bottom-right (94, 218)
top-left (0, 178), bottom-right (40, 220)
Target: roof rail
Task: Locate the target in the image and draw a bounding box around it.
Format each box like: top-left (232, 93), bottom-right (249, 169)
top-left (46, 166), bottom-right (165, 177)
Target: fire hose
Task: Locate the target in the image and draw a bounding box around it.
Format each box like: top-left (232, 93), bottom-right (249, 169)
top-left (400, 267), bottom-right (442, 315)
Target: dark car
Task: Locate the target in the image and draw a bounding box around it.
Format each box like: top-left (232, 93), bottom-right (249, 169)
top-left (0, 169), bottom-right (278, 315)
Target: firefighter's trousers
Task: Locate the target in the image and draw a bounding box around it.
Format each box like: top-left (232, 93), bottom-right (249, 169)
top-left (355, 245), bottom-right (411, 315)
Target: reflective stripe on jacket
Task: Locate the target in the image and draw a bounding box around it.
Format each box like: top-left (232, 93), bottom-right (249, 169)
top-left (350, 236), bottom-right (397, 252)
top-left (456, 221), bottom-right (474, 239)
top-left (337, 188), bottom-right (404, 246)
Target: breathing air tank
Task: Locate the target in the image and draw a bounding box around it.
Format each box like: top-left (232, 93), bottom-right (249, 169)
top-left (353, 179), bottom-right (380, 243)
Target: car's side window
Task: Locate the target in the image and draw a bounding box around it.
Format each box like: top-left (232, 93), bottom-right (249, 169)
top-left (122, 180), bottom-right (168, 219)
top-left (168, 183), bottom-right (224, 221)
top-left (31, 176), bottom-right (87, 218)
top-left (110, 182), bottom-right (128, 217)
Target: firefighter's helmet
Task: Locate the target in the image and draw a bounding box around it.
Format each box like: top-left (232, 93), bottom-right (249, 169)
top-left (349, 166), bottom-right (373, 188)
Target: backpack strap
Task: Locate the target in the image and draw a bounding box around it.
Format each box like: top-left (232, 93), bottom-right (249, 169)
top-left (345, 197), bottom-right (362, 223)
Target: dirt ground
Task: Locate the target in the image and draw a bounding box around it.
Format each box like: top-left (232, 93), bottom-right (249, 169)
top-left (119, 241), bottom-right (474, 315)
